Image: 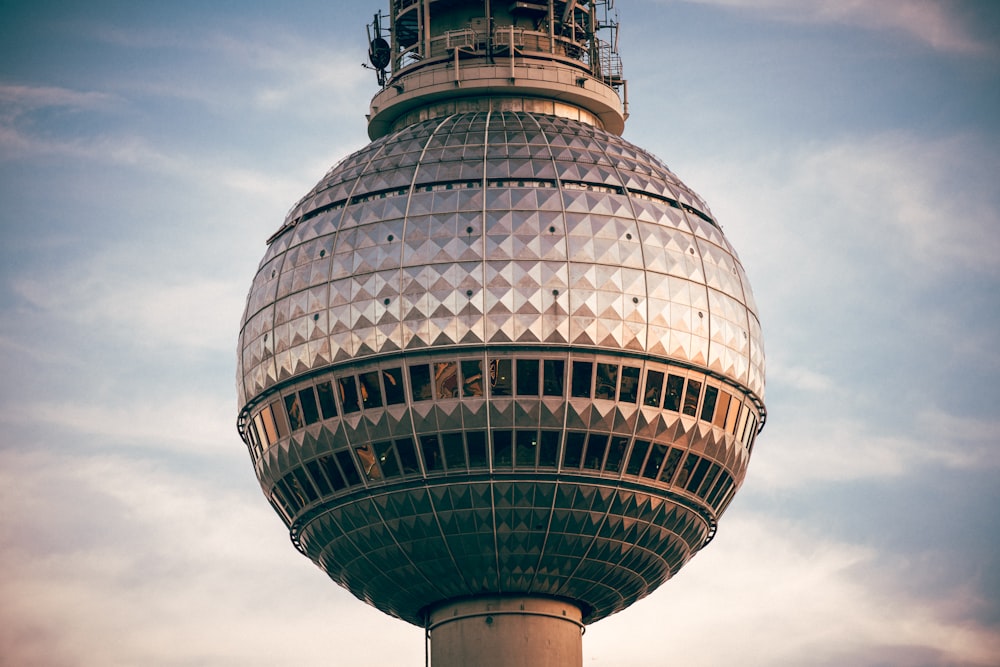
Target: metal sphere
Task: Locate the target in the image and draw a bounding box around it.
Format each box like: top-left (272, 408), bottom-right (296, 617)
top-left (236, 111), bottom-right (765, 625)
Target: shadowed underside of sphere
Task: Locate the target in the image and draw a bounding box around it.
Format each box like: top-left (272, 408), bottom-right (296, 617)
top-left (236, 111), bottom-right (765, 625)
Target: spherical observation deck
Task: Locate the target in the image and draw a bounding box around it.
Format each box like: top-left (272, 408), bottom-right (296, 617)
top-left (236, 111), bottom-right (765, 626)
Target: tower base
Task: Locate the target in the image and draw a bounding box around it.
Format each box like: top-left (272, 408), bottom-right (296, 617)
top-left (427, 597), bottom-right (584, 667)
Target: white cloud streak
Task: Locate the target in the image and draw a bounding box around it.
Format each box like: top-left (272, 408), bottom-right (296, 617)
top-left (675, 0), bottom-right (997, 56)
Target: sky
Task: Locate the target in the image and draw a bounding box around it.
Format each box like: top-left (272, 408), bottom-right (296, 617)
top-left (0, 1), bottom-right (998, 665)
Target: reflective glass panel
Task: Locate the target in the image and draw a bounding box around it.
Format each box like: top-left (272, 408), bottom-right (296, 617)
top-left (409, 364), bottom-right (433, 401)
top-left (595, 363), bottom-right (619, 400)
top-left (395, 437), bottom-right (420, 474)
top-left (583, 434), bottom-right (609, 470)
top-left (570, 361), bottom-right (593, 398)
top-left (604, 436), bottom-right (628, 473)
top-left (697, 463), bottom-right (721, 498)
top-left (515, 430), bottom-right (538, 467)
top-left (269, 400), bottom-right (290, 438)
top-left (625, 439), bottom-right (650, 476)
top-left (620, 366), bottom-right (640, 403)
top-left (643, 370), bottom-right (664, 407)
top-left (642, 443), bottom-right (667, 479)
top-left (291, 468), bottom-right (319, 502)
top-left (490, 358), bottom-right (512, 396)
top-left (542, 359), bottom-right (565, 396)
top-left (442, 433), bottom-right (467, 470)
top-left (682, 379), bottom-right (702, 417)
top-left (284, 393), bottom-right (304, 431)
top-left (725, 397), bottom-right (741, 433)
top-left (675, 453), bottom-right (699, 487)
top-left (316, 381), bottom-right (338, 418)
top-left (421, 435), bottom-right (443, 471)
top-left (336, 450), bottom-right (362, 487)
top-left (538, 430), bottom-right (560, 467)
top-left (659, 448), bottom-right (683, 484)
top-left (375, 440), bottom-right (401, 478)
top-left (562, 432), bottom-right (586, 468)
top-left (355, 444), bottom-right (382, 480)
top-left (492, 430), bottom-right (513, 468)
top-left (516, 359), bottom-right (540, 396)
top-left (435, 362), bottom-right (459, 399)
top-left (339, 376), bottom-right (361, 413)
top-left (663, 375), bottom-right (684, 412)
top-left (466, 431), bottom-right (488, 468)
top-left (383, 368), bottom-right (406, 405)
top-left (461, 360), bottom-right (485, 397)
top-left (299, 388), bottom-right (320, 424)
top-left (712, 391), bottom-right (730, 428)
top-left (686, 458), bottom-right (712, 492)
top-left (700, 385), bottom-right (719, 422)
top-left (317, 454), bottom-right (346, 491)
top-left (305, 459), bottom-right (332, 496)
top-left (359, 371), bottom-right (384, 409)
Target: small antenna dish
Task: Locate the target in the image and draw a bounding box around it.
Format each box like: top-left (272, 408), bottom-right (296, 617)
top-left (366, 13), bottom-right (390, 87)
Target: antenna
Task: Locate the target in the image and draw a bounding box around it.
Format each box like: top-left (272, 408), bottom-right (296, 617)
top-left (366, 12), bottom-right (390, 87)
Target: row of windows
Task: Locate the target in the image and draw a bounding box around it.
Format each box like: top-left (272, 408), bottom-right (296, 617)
top-left (268, 428), bottom-right (737, 524)
top-left (272, 178), bottom-right (718, 245)
top-left (244, 356), bottom-right (760, 461)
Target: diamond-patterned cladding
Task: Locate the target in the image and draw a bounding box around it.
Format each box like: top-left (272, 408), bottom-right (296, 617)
top-left (237, 112), bottom-right (765, 628)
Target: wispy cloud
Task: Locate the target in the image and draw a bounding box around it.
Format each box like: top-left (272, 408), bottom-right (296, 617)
top-left (677, 0), bottom-right (997, 56)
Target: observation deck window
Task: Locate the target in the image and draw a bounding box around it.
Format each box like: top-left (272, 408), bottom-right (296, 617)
top-left (355, 444), bottom-right (381, 480)
top-left (492, 430), bottom-right (513, 468)
top-left (442, 433), bottom-right (467, 470)
top-left (516, 359), bottom-right (540, 396)
top-left (685, 458), bottom-right (713, 493)
top-left (359, 371), bottom-right (384, 410)
top-left (605, 436), bottom-right (628, 473)
top-left (409, 364), bottom-right (433, 401)
top-left (461, 360), bottom-right (485, 397)
top-left (383, 368), bottom-right (406, 405)
top-left (711, 390), bottom-right (730, 429)
top-left (490, 358), bottom-right (513, 396)
top-left (562, 431), bottom-right (586, 469)
top-left (659, 449), bottom-right (683, 484)
top-left (338, 376), bottom-right (361, 413)
top-left (571, 361), bottom-right (593, 398)
top-left (516, 430), bottom-right (538, 468)
top-left (435, 362), bottom-right (459, 398)
top-left (663, 375), bottom-right (684, 412)
top-left (305, 459), bottom-right (333, 496)
top-left (467, 431), bottom-right (489, 468)
top-left (700, 386), bottom-right (719, 422)
top-left (317, 454), bottom-right (348, 492)
top-left (625, 439), bottom-right (650, 476)
top-left (583, 434), bottom-right (609, 470)
top-left (375, 440), bottom-right (402, 478)
top-left (595, 363), bottom-right (618, 400)
top-left (682, 379), bottom-right (702, 417)
top-left (620, 366), bottom-right (640, 403)
top-left (643, 443), bottom-right (667, 479)
top-left (542, 359), bottom-right (565, 396)
top-left (396, 437), bottom-right (420, 474)
top-left (421, 435), bottom-right (444, 472)
top-left (675, 453), bottom-right (698, 487)
top-left (336, 450), bottom-right (362, 487)
top-left (538, 430), bottom-right (560, 468)
top-left (316, 381), bottom-right (339, 418)
top-left (696, 463), bottom-right (722, 499)
top-left (643, 370), bottom-right (664, 407)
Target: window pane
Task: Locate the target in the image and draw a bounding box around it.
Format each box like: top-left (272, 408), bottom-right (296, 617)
top-left (375, 441), bottom-right (401, 478)
top-left (435, 362), bottom-right (459, 399)
top-left (538, 430), bottom-right (560, 467)
top-left (700, 385), bottom-right (719, 422)
top-left (515, 430), bottom-right (538, 467)
top-left (359, 371), bottom-right (383, 409)
top-left (316, 381), bottom-right (338, 418)
top-left (675, 453), bottom-right (698, 487)
top-left (583, 434), bottom-right (609, 470)
top-left (643, 370), bottom-right (664, 407)
top-left (421, 435), bottom-right (443, 471)
top-left (317, 454), bottom-right (346, 491)
top-left (395, 437), bottom-right (420, 474)
top-left (696, 463), bottom-right (721, 498)
top-left (642, 443), bottom-right (667, 479)
top-left (270, 400), bottom-right (289, 438)
top-left (284, 394), bottom-right (304, 431)
top-left (382, 368), bottom-right (406, 405)
top-left (595, 363), bottom-right (618, 400)
top-left (336, 450), bottom-right (362, 487)
top-left (712, 391), bottom-right (731, 428)
top-left (299, 388), bottom-right (320, 424)
top-left (542, 359), bottom-right (565, 396)
top-left (409, 364), bottom-right (433, 401)
top-left (682, 379), bottom-right (702, 416)
top-left (619, 366), bottom-right (640, 403)
top-left (490, 359), bottom-right (512, 396)
top-left (355, 444), bottom-right (381, 480)
top-left (625, 439), bottom-right (649, 476)
top-left (442, 433), bottom-right (466, 470)
top-left (291, 468), bottom-right (319, 503)
top-left (707, 471), bottom-right (732, 507)
top-left (305, 459), bottom-right (332, 496)
top-left (725, 397), bottom-right (742, 433)
top-left (260, 406), bottom-right (278, 444)
top-left (466, 431), bottom-right (488, 467)
top-left (659, 448), bottom-right (683, 484)
top-left (562, 432), bottom-right (586, 468)
top-left (663, 375), bottom-right (684, 411)
top-left (570, 361), bottom-right (593, 398)
top-left (604, 436), bottom-right (628, 473)
top-left (253, 413), bottom-right (270, 448)
top-left (461, 360), bottom-right (485, 397)
top-left (686, 458), bottom-right (712, 492)
top-left (492, 430), bottom-right (513, 468)
top-left (516, 359), bottom-right (539, 396)
top-left (339, 376), bottom-right (361, 413)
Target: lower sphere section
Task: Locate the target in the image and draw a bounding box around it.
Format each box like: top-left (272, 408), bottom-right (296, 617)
top-left (429, 596), bottom-right (583, 667)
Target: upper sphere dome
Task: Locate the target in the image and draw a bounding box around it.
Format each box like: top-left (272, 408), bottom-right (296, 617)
top-left (237, 112), bottom-right (764, 412)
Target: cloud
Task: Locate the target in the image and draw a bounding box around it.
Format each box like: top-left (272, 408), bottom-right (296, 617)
top-left (586, 512), bottom-right (1000, 666)
top-left (676, 0), bottom-right (997, 56)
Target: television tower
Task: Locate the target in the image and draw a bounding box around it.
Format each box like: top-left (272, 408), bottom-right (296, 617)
top-left (236, 2), bottom-right (766, 665)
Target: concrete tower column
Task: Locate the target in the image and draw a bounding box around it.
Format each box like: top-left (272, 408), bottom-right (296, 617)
top-left (428, 597), bottom-right (584, 667)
